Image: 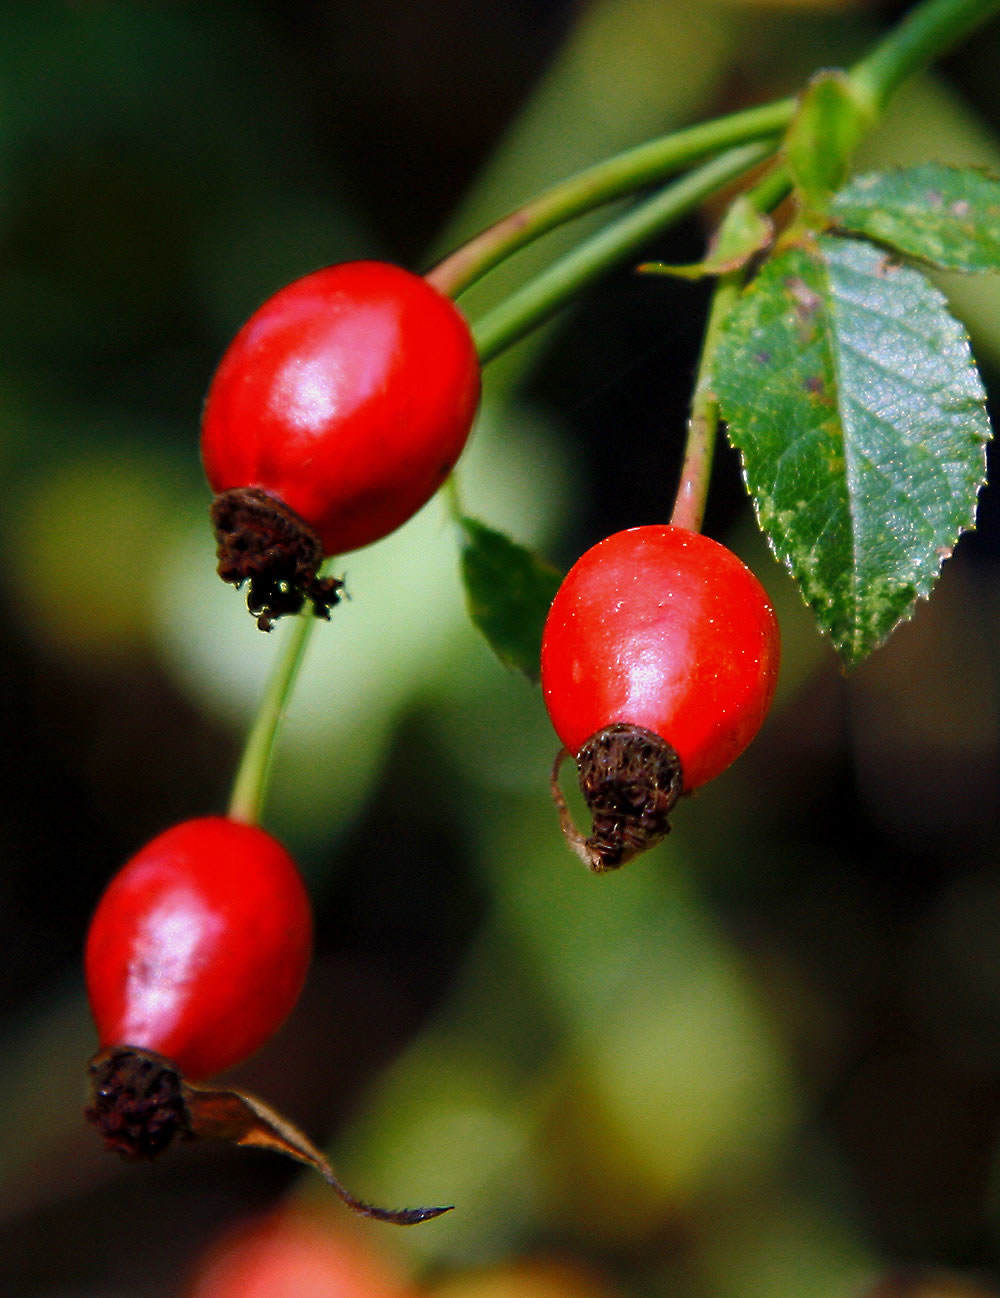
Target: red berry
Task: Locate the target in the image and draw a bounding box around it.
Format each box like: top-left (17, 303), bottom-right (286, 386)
top-left (540, 525), bottom-right (780, 868)
top-left (201, 260), bottom-right (480, 628)
top-left (85, 816), bottom-right (311, 1080)
top-left (185, 1206), bottom-right (417, 1298)
top-left (83, 819), bottom-right (449, 1221)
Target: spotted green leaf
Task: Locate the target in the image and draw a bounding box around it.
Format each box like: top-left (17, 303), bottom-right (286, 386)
top-left (458, 516), bottom-right (562, 681)
top-left (830, 164), bottom-right (1000, 273)
top-left (714, 234), bottom-right (990, 666)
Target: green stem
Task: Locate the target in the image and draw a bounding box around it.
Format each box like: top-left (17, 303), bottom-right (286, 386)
top-left (441, 471), bottom-right (464, 525)
top-left (426, 99), bottom-right (795, 299)
top-left (227, 610), bottom-right (317, 825)
top-left (226, 0), bottom-right (1000, 829)
top-left (669, 274), bottom-right (741, 534)
top-left (430, 0), bottom-right (997, 315)
top-left (742, 165), bottom-right (792, 219)
top-left (849, 0), bottom-right (1000, 114)
top-left (663, 0), bottom-right (1000, 535)
top-left (472, 141), bottom-right (777, 365)
top-left (668, 160), bottom-right (797, 532)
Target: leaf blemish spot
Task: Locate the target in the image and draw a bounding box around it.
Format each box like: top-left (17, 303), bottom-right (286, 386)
top-left (787, 277), bottom-right (821, 319)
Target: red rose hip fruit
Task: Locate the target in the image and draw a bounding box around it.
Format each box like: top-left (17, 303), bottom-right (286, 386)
top-left (202, 261), bottom-right (480, 628)
top-left (541, 525), bottom-right (780, 869)
top-left (86, 816), bottom-right (311, 1080)
top-left (85, 816), bottom-right (311, 1159)
top-left (83, 818), bottom-right (450, 1223)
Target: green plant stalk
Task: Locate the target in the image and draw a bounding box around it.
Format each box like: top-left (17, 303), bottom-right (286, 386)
top-left (228, 0), bottom-right (1000, 828)
top-left (430, 0), bottom-right (997, 314)
top-left (850, 0), bottom-right (1000, 114)
top-left (426, 99), bottom-right (795, 299)
top-left (225, 142), bottom-right (774, 823)
top-left (471, 0), bottom-right (998, 527)
top-left (668, 161), bottom-right (796, 532)
top-left (657, 115), bottom-right (839, 545)
top-left (228, 607), bottom-right (317, 825)
top-left (663, 0), bottom-right (1000, 534)
top-left (472, 142), bottom-right (776, 365)
top-left (441, 471), bottom-right (465, 525)
top-left (669, 274), bottom-right (742, 534)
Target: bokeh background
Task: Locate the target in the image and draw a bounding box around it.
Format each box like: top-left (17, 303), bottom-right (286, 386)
top-left (4, 2), bottom-right (1000, 1296)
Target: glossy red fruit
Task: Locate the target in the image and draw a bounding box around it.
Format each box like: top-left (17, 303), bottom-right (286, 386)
top-left (541, 525), bottom-right (780, 869)
top-left (84, 821), bottom-right (449, 1222)
top-left (202, 260), bottom-right (480, 628)
top-left (85, 816), bottom-right (312, 1080)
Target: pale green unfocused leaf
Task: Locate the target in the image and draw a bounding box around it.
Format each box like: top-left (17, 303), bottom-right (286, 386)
top-left (715, 234), bottom-right (990, 666)
top-left (831, 163), bottom-right (1000, 272)
top-left (458, 516), bottom-right (562, 682)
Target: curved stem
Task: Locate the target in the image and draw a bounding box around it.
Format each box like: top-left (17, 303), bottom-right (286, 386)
top-left (441, 471), bottom-right (464, 524)
top-left (222, 145), bottom-right (775, 828)
top-left (428, 0), bottom-right (997, 308)
top-left (669, 274), bottom-right (741, 534)
top-left (669, 164), bottom-right (792, 533)
top-left (227, 610), bottom-right (317, 825)
top-left (426, 100), bottom-right (795, 299)
top-left (472, 141), bottom-right (777, 365)
top-left (227, 0), bottom-right (1000, 830)
top-left (849, 0), bottom-right (1000, 114)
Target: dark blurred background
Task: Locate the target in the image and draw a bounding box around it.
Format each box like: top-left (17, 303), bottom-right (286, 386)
top-left (3, 2), bottom-right (1000, 1296)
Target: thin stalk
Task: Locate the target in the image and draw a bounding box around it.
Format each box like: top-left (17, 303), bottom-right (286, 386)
top-left (441, 472), bottom-right (464, 524)
top-left (227, 0), bottom-right (1000, 829)
top-left (663, 0), bottom-right (997, 536)
top-left (426, 100), bottom-right (795, 299)
top-left (429, 0), bottom-right (997, 309)
top-left (227, 610), bottom-right (317, 825)
top-left (742, 165), bottom-right (792, 219)
top-left (850, 0), bottom-right (1000, 114)
top-left (669, 274), bottom-right (741, 534)
top-left (668, 162), bottom-right (796, 532)
top-left (472, 141), bottom-right (777, 365)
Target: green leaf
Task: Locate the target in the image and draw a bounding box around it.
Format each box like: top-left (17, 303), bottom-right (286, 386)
top-left (830, 164), bottom-right (1000, 273)
top-left (458, 517), bottom-right (562, 681)
top-left (714, 234), bottom-right (990, 666)
top-left (783, 70), bottom-right (872, 214)
top-left (639, 196), bottom-right (772, 280)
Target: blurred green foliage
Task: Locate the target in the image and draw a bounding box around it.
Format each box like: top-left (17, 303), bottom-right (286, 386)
top-left (3, 3), bottom-right (1000, 1297)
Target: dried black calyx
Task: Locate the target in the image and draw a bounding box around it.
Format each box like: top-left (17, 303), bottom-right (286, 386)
top-left (86, 1049), bottom-right (453, 1224)
top-left (86, 1047), bottom-right (191, 1159)
top-left (211, 487), bottom-right (344, 631)
top-left (550, 723), bottom-right (683, 871)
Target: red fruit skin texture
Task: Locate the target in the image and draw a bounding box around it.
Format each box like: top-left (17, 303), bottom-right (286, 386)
top-left (541, 525), bottom-right (780, 791)
top-left (201, 260), bottom-right (480, 556)
top-left (85, 817), bottom-right (312, 1081)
